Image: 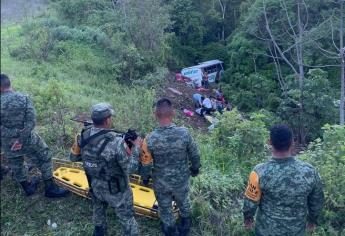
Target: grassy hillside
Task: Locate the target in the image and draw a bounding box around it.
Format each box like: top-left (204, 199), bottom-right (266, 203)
top-left (1, 2), bottom-right (345, 236)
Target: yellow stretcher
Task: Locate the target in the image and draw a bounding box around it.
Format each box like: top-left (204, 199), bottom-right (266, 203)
top-left (52, 158), bottom-right (178, 219)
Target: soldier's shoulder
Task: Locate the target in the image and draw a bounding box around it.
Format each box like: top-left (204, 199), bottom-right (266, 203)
top-left (171, 125), bottom-right (190, 136)
top-left (295, 158), bottom-right (317, 173)
top-left (104, 133), bottom-right (125, 151)
top-left (108, 131), bottom-right (124, 142)
top-left (2, 91), bottom-right (27, 100)
top-left (253, 162), bottom-right (268, 174)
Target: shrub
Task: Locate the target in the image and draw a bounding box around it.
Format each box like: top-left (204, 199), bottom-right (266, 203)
top-left (204, 109), bottom-right (269, 175)
top-left (300, 124), bottom-right (345, 232)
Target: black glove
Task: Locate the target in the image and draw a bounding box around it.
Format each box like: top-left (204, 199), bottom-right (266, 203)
top-left (124, 129), bottom-right (138, 148)
top-left (190, 167), bottom-right (199, 177)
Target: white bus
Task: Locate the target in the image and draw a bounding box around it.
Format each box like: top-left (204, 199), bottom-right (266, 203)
top-left (181, 60), bottom-right (224, 87)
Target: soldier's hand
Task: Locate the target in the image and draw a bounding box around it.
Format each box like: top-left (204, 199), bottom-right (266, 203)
top-left (11, 140), bottom-right (23, 151)
top-left (130, 137), bottom-right (143, 148)
top-left (306, 222), bottom-right (316, 232)
top-left (244, 218), bottom-right (254, 229)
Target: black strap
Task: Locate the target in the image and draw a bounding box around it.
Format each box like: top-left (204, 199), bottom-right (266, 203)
top-left (97, 137), bottom-right (111, 157)
top-left (80, 129), bottom-right (113, 148)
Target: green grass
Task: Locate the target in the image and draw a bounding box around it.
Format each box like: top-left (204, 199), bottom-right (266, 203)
top-left (2, 21), bottom-right (344, 236)
top-left (0, 176), bottom-right (161, 236)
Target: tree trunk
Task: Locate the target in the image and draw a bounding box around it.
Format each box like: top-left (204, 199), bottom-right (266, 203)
top-left (297, 0), bottom-right (306, 144)
top-left (218, 0), bottom-right (226, 43)
top-left (340, 0), bottom-right (344, 125)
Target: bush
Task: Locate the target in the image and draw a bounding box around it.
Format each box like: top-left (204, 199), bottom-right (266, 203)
top-left (300, 124), bottom-right (345, 232)
top-left (278, 69), bottom-right (338, 143)
top-left (203, 109), bottom-right (269, 175)
top-left (190, 168), bottom-right (251, 236)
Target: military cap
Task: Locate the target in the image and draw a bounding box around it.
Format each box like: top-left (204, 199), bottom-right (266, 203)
top-left (91, 103), bottom-right (115, 120)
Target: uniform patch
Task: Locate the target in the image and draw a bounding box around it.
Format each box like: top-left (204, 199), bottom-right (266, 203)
top-left (140, 138), bottom-right (153, 165)
top-left (70, 135), bottom-right (81, 155)
top-left (245, 171), bottom-right (262, 202)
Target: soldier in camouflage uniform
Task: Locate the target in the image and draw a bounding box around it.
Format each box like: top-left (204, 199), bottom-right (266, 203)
top-left (0, 74), bottom-right (69, 197)
top-left (69, 103), bottom-right (142, 236)
top-left (243, 125), bottom-right (324, 236)
top-left (144, 98), bottom-right (201, 236)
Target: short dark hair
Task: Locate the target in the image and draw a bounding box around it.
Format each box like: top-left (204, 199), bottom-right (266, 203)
top-left (0, 74), bottom-right (11, 89)
top-left (92, 116), bottom-right (108, 125)
top-left (269, 125), bottom-right (293, 151)
top-left (155, 98), bottom-right (173, 118)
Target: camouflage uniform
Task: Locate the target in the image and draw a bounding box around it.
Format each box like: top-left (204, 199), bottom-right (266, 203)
top-left (243, 156), bottom-right (324, 236)
top-left (70, 104), bottom-right (140, 236)
top-left (146, 124), bottom-right (200, 228)
top-left (0, 91), bottom-right (53, 182)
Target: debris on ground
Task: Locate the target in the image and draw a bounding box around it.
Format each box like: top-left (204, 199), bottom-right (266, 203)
top-left (167, 87), bottom-right (183, 96)
top-left (158, 73), bottom-right (217, 131)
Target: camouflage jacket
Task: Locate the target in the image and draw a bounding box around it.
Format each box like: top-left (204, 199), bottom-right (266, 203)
top-left (243, 156), bottom-right (324, 236)
top-left (1, 91), bottom-right (36, 153)
top-left (70, 127), bottom-right (140, 189)
top-left (146, 124), bottom-right (200, 189)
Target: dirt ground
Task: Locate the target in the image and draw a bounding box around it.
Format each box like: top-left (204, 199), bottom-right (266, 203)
top-left (157, 73), bottom-right (220, 131)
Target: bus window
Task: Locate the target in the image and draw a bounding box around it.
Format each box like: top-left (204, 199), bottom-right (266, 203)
top-left (217, 63), bottom-right (224, 71)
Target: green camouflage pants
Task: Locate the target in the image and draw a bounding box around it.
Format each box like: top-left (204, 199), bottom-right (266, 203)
top-left (154, 183), bottom-right (191, 227)
top-left (92, 183), bottom-right (139, 236)
top-left (3, 132), bottom-right (53, 182)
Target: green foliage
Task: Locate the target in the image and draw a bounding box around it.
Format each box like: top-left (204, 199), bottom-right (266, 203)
top-left (300, 124), bottom-right (345, 233)
top-left (10, 0), bottom-right (171, 83)
top-left (190, 109), bottom-right (269, 235)
top-left (2, 0), bottom-right (344, 234)
top-left (222, 73), bottom-right (280, 112)
top-left (278, 69), bottom-right (338, 142)
top-left (199, 109), bottom-right (269, 176)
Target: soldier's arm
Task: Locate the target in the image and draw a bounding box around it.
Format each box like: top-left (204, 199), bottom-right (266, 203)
top-left (243, 171), bottom-right (262, 222)
top-left (307, 170), bottom-right (324, 224)
top-left (69, 134), bottom-right (82, 162)
top-left (115, 139), bottom-right (140, 175)
top-left (186, 131), bottom-right (201, 170)
top-left (20, 96), bottom-right (36, 138)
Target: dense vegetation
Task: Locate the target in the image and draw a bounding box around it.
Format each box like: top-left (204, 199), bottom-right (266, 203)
top-left (1, 0), bottom-right (344, 235)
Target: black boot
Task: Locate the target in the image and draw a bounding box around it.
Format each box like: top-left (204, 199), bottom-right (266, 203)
top-left (162, 224), bottom-right (179, 236)
top-left (178, 217), bottom-right (191, 236)
top-left (93, 226), bottom-right (106, 236)
top-left (44, 178), bottom-right (69, 198)
top-left (20, 178), bottom-right (39, 196)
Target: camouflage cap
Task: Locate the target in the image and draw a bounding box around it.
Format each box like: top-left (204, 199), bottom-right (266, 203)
top-left (91, 103), bottom-right (115, 120)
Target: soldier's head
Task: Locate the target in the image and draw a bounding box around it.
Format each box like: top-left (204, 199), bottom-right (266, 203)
top-left (0, 74), bottom-right (11, 92)
top-left (269, 125), bottom-right (293, 154)
top-left (154, 98), bottom-right (175, 123)
top-left (91, 103), bottom-right (115, 128)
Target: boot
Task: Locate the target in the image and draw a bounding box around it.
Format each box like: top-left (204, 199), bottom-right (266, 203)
top-left (44, 178), bottom-right (69, 198)
top-left (178, 217), bottom-right (191, 236)
top-left (162, 224), bottom-right (179, 236)
top-left (20, 178), bottom-right (39, 196)
top-left (93, 226), bottom-right (106, 236)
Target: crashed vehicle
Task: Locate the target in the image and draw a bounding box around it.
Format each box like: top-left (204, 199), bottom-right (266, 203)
top-left (181, 60), bottom-right (224, 87)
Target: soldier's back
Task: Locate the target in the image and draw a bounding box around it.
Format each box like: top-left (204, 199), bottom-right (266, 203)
top-left (1, 91), bottom-right (28, 127)
top-left (147, 124), bottom-right (191, 188)
top-left (255, 157), bottom-right (318, 236)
